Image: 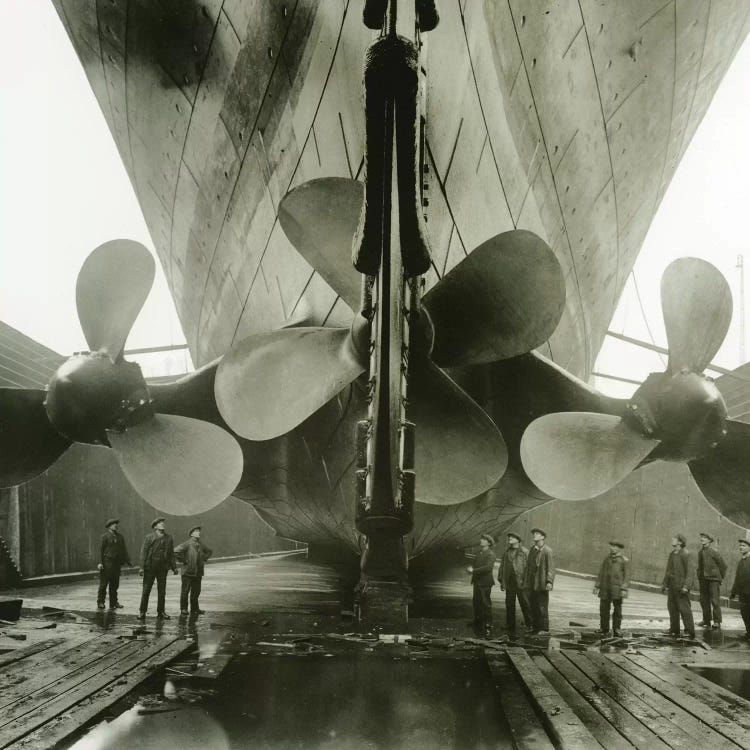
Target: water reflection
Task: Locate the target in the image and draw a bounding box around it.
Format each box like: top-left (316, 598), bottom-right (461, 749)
top-left (69, 704), bottom-right (229, 750)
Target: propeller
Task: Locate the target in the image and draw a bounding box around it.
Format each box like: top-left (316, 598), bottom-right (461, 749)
top-left (410, 362), bottom-right (507, 505)
top-left (0, 389), bottom-right (71, 487)
top-left (216, 177), bottom-right (565, 504)
top-left (215, 325), bottom-right (367, 441)
top-left (76, 239), bottom-right (156, 362)
top-left (521, 257), bottom-right (749, 521)
top-left (0, 240), bottom-right (244, 515)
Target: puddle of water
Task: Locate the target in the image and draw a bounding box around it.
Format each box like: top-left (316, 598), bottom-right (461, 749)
top-left (688, 666), bottom-right (750, 700)
top-left (70, 653), bottom-right (511, 750)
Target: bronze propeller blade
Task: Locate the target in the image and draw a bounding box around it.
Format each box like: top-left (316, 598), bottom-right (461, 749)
top-left (107, 414), bottom-right (243, 514)
top-left (688, 419), bottom-right (750, 527)
top-left (76, 240), bottom-right (155, 361)
top-left (423, 230), bottom-right (565, 367)
top-left (0, 388), bottom-right (71, 487)
top-left (278, 178), bottom-right (363, 312)
top-left (661, 257), bottom-right (732, 375)
top-left (410, 361), bottom-right (508, 505)
top-left (214, 325), bottom-right (366, 441)
top-left (520, 412), bottom-right (659, 500)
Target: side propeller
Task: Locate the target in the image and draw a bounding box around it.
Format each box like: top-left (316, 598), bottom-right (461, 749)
top-left (214, 177), bottom-right (566, 506)
top-left (0, 240), bottom-right (243, 515)
top-left (520, 258), bottom-right (750, 525)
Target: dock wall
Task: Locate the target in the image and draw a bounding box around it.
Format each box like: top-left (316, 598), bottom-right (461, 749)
top-left (0, 443), bottom-right (293, 581)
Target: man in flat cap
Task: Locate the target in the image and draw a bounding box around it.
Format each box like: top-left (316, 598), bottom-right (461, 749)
top-left (730, 533), bottom-right (750, 640)
top-left (466, 533), bottom-right (496, 638)
top-left (594, 541), bottom-right (629, 637)
top-left (661, 533), bottom-right (696, 638)
top-left (138, 518), bottom-right (177, 620)
top-left (697, 532), bottom-right (727, 629)
top-left (175, 526), bottom-right (213, 616)
top-left (96, 519), bottom-right (131, 611)
top-left (523, 528), bottom-right (555, 634)
top-left (498, 531), bottom-right (531, 633)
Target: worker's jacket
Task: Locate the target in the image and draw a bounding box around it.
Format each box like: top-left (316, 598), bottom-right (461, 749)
top-left (174, 538), bottom-right (213, 578)
top-left (140, 532), bottom-right (176, 571)
top-left (524, 544), bottom-right (555, 591)
top-left (697, 546), bottom-right (727, 582)
top-left (471, 549), bottom-right (496, 587)
top-left (100, 530), bottom-right (130, 566)
top-left (499, 546), bottom-right (528, 589)
top-left (595, 552), bottom-right (629, 600)
top-left (730, 556), bottom-right (750, 598)
top-left (662, 547), bottom-right (695, 591)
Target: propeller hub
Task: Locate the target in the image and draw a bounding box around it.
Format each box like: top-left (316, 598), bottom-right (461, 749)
top-left (626, 371), bottom-right (727, 462)
top-left (45, 353), bottom-right (153, 445)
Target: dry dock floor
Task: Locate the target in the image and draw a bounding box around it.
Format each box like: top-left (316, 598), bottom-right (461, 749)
top-left (1, 556), bottom-right (749, 749)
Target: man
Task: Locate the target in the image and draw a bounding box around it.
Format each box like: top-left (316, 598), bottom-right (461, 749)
top-left (594, 541), bottom-right (629, 637)
top-left (96, 518), bottom-right (131, 610)
top-left (138, 517), bottom-right (177, 620)
top-left (697, 531), bottom-right (727, 629)
top-left (523, 528), bottom-right (555, 634)
top-left (498, 532), bottom-right (531, 633)
top-left (661, 533), bottom-right (696, 638)
top-left (730, 533), bottom-right (750, 640)
top-left (175, 526), bottom-right (213, 616)
top-left (466, 534), bottom-right (496, 638)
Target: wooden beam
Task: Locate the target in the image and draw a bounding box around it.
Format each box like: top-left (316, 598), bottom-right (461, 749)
top-left (0, 638), bottom-right (65, 669)
top-left (11, 639), bottom-right (191, 750)
top-left (627, 652), bottom-right (750, 734)
top-left (0, 637), bottom-right (189, 747)
top-left (506, 648), bottom-right (597, 749)
top-left (545, 651), bottom-right (668, 750)
top-left (606, 653), bottom-right (750, 748)
top-left (485, 656), bottom-right (554, 750)
top-left (531, 654), bottom-right (632, 749)
top-left (565, 651), bottom-right (703, 748)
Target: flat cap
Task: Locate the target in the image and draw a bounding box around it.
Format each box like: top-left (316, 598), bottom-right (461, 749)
top-left (675, 533), bottom-right (687, 546)
top-left (189, 526), bottom-right (201, 536)
top-left (151, 517), bottom-right (166, 529)
top-left (608, 541), bottom-right (625, 548)
top-left (480, 533), bottom-right (495, 546)
top-left (699, 531), bottom-right (714, 541)
top-left (530, 527), bottom-right (547, 537)
top-left (507, 532), bottom-right (522, 542)
top-left (105, 518), bottom-right (119, 528)
top-left (739, 531), bottom-right (750, 544)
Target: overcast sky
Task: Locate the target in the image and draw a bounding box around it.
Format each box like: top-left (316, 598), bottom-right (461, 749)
top-left (0, 2), bottom-right (748, 387)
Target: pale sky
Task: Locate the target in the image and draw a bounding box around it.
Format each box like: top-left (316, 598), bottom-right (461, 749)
top-left (0, 2), bottom-right (748, 387)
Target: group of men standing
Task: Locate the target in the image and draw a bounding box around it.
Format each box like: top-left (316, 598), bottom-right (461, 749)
top-left (469, 528), bottom-right (750, 640)
top-left (468, 527), bottom-right (554, 637)
top-left (96, 517), bottom-right (213, 619)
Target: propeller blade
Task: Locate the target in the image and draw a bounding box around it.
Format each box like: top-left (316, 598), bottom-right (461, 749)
top-left (410, 361), bottom-right (507, 505)
top-left (661, 257), bottom-right (732, 374)
top-left (278, 178), bottom-right (363, 312)
top-left (423, 229), bottom-right (565, 367)
top-left (520, 412), bottom-right (659, 500)
top-left (107, 414), bottom-right (243, 515)
top-left (0, 388), bottom-right (71, 487)
top-left (688, 419), bottom-right (750, 527)
top-left (76, 239), bottom-right (155, 361)
top-left (214, 327), bottom-right (365, 440)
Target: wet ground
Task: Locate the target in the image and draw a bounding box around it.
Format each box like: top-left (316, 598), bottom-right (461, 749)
top-left (4, 556), bottom-right (750, 749)
top-left (689, 665), bottom-right (750, 700)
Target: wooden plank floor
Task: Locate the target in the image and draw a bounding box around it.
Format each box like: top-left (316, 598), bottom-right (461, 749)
top-left (0, 624), bottom-right (191, 749)
top-left (486, 645), bottom-right (750, 749)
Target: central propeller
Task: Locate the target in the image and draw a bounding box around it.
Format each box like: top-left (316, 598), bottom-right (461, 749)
top-left (214, 177), bottom-right (566, 505)
top-left (0, 240), bottom-right (243, 515)
top-left (520, 257), bottom-right (750, 525)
